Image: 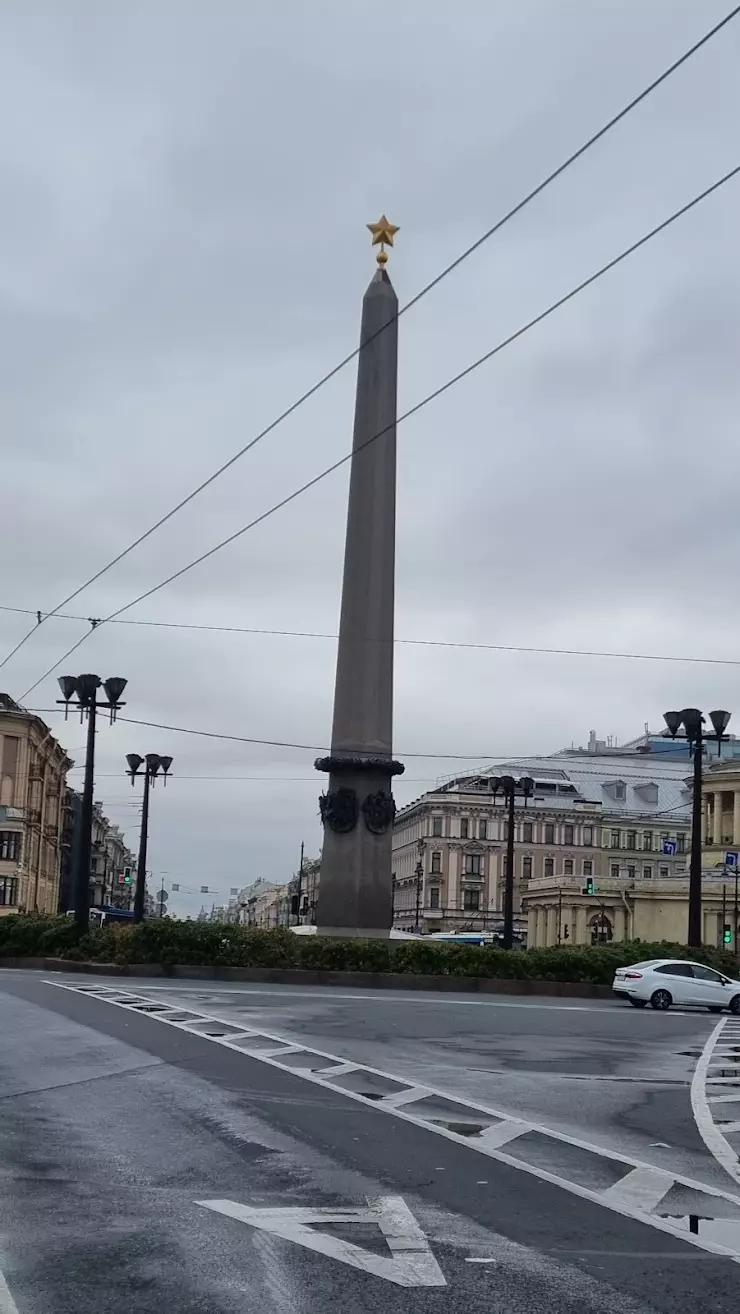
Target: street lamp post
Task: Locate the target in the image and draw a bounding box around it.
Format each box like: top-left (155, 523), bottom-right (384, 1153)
top-left (415, 838), bottom-right (425, 933)
top-left (126, 754), bottom-right (173, 923)
top-left (57, 675), bottom-right (127, 933)
top-left (492, 775), bottom-right (534, 951)
top-left (663, 708), bottom-right (732, 947)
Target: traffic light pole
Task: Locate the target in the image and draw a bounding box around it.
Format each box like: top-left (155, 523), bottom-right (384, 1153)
top-left (133, 766), bottom-right (151, 924)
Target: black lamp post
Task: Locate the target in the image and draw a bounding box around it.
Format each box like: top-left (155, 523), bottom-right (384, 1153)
top-left (414, 838), bottom-right (425, 933)
top-left (492, 774), bottom-right (534, 950)
top-left (57, 675), bottom-right (127, 933)
top-left (126, 753), bottom-right (173, 923)
top-left (663, 708), bottom-right (731, 947)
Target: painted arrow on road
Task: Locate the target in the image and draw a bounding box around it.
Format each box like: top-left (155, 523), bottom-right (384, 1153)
top-left (197, 1194), bottom-right (447, 1287)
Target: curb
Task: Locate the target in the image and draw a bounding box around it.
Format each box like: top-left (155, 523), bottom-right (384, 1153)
top-left (0, 957), bottom-right (614, 999)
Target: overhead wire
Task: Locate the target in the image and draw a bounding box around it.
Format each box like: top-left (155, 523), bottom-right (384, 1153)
top-left (17, 160), bottom-right (740, 702)
top-left (2, 4), bottom-right (738, 676)
top-left (3, 602), bottom-right (740, 669)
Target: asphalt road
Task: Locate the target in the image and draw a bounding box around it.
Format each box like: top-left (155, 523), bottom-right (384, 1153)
top-left (116, 976), bottom-right (732, 1187)
top-left (1, 971), bottom-right (740, 1314)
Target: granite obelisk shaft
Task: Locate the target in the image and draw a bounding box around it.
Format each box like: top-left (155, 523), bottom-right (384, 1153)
top-left (315, 266), bottom-right (403, 933)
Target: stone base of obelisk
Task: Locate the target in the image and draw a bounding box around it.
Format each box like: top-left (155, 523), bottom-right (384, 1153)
top-left (315, 757), bottom-right (403, 933)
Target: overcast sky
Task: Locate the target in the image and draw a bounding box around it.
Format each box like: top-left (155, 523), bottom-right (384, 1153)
top-left (2, 1), bottom-right (739, 915)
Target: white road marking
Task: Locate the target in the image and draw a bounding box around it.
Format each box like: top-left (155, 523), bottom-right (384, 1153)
top-left (46, 979), bottom-right (740, 1265)
top-left (197, 1195), bottom-right (446, 1287)
top-left (113, 982), bottom-right (700, 1016)
top-left (464, 1257), bottom-right (496, 1263)
top-left (691, 1017), bottom-right (740, 1189)
top-left (0, 1269), bottom-right (20, 1314)
top-left (379, 1086), bottom-right (432, 1108)
top-left (600, 1166), bottom-right (674, 1212)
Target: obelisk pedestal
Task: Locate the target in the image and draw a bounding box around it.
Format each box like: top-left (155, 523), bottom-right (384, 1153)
top-left (315, 219), bottom-right (403, 936)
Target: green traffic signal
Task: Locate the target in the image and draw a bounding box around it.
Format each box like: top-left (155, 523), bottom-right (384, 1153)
top-left (724, 925), bottom-right (733, 945)
top-left (586, 877), bottom-right (594, 895)
top-left (123, 867), bottom-right (132, 885)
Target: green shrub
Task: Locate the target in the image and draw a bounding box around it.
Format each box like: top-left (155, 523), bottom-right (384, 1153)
top-left (0, 915), bottom-right (737, 986)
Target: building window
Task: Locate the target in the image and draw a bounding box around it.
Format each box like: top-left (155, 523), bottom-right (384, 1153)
top-left (627, 865), bottom-right (636, 880)
top-left (583, 859), bottom-right (593, 876)
top-left (659, 866), bottom-right (669, 878)
top-left (564, 824), bottom-right (574, 845)
top-left (0, 877), bottom-right (19, 907)
top-left (523, 821), bottom-right (533, 843)
top-left (564, 859), bottom-right (574, 876)
top-left (431, 851), bottom-right (441, 874)
top-left (643, 865), bottom-right (652, 879)
top-left (610, 863), bottom-right (620, 878)
top-left (611, 830), bottom-right (620, 849)
top-left (478, 820), bottom-right (487, 840)
top-left (677, 834), bottom-right (685, 853)
top-left (0, 832), bottom-right (21, 863)
top-left (460, 819), bottom-right (469, 839)
top-left (583, 826), bottom-right (593, 846)
top-left (464, 854), bottom-right (483, 876)
top-left (614, 782), bottom-right (626, 801)
top-left (429, 887), bottom-right (440, 910)
top-left (626, 832), bottom-right (636, 850)
top-left (643, 832), bottom-right (652, 852)
top-left (545, 823), bottom-right (555, 844)
top-left (522, 856), bottom-right (532, 880)
top-left (463, 888), bottom-right (480, 911)
top-left (544, 858), bottom-right (554, 877)
top-left (432, 817), bottom-right (443, 837)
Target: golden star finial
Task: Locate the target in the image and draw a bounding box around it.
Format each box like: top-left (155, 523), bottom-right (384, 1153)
top-left (367, 214), bottom-right (399, 267)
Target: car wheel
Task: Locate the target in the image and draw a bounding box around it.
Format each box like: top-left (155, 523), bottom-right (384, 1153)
top-left (650, 988), bottom-right (672, 1011)
top-left (629, 998), bottom-right (647, 1008)
top-left (729, 995), bottom-right (740, 1015)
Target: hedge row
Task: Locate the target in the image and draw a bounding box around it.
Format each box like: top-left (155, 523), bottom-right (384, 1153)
top-left (0, 915), bottom-right (738, 984)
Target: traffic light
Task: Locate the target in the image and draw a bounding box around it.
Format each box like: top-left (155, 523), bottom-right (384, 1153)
top-left (122, 867), bottom-right (132, 885)
top-left (724, 924), bottom-right (733, 945)
top-left (582, 877), bottom-right (595, 895)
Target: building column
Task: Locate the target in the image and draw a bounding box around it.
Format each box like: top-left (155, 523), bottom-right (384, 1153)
top-left (733, 791), bottom-right (740, 849)
top-left (574, 904), bottom-right (588, 945)
top-left (714, 792), bottom-right (724, 846)
top-left (448, 847), bottom-right (459, 916)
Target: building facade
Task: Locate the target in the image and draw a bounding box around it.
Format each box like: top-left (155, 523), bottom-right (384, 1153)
top-left (703, 762), bottom-right (740, 860)
top-left (392, 754), bottom-right (691, 936)
top-left (0, 694), bottom-right (72, 916)
top-left (525, 871), bottom-right (735, 948)
top-left (59, 788), bottom-right (135, 914)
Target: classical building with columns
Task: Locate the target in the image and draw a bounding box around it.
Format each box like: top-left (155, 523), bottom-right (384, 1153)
top-left (392, 753), bottom-right (691, 936)
top-left (704, 762), bottom-right (740, 859)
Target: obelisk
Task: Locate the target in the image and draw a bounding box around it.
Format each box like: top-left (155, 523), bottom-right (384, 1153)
top-left (315, 216), bottom-right (404, 935)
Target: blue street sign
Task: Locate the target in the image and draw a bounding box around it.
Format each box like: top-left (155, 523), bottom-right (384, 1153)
top-left (725, 852), bottom-right (739, 868)
top-left (662, 840), bottom-right (677, 856)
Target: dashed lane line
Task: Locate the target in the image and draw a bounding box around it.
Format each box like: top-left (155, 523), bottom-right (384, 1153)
top-left (76, 979), bottom-right (703, 1016)
top-left (44, 979), bottom-right (740, 1265)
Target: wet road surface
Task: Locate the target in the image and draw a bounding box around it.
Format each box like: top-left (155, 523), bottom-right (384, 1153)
top-left (1, 971), bottom-right (739, 1313)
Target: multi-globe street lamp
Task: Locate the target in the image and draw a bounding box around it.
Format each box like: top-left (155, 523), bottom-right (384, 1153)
top-left (662, 708), bottom-right (732, 947)
top-left (57, 674), bottom-right (127, 933)
top-left (491, 774), bottom-right (534, 950)
top-left (126, 753), bottom-right (173, 923)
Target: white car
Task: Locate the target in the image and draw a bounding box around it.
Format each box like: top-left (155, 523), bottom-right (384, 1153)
top-left (613, 958), bottom-right (740, 1012)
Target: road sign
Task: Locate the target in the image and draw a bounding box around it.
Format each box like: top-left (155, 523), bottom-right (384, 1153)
top-left (725, 852), bottom-right (739, 868)
top-left (197, 1195), bottom-right (446, 1288)
top-left (159, 890), bottom-right (169, 903)
top-left (662, 840), bottom-right (677, 856)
